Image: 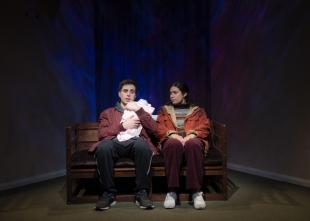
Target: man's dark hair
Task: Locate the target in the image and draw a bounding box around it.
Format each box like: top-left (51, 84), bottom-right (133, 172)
top-left (118, 79), bottom-right (137, 92)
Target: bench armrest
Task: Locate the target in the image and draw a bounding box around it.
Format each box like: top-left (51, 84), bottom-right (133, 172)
top-left (209, 120), bottom-right (228, 163)
top-left (66, 125), bottom-right (77, 169)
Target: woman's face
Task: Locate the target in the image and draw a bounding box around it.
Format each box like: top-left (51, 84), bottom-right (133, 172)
top-left (170, 86), bottom-right (187, 105)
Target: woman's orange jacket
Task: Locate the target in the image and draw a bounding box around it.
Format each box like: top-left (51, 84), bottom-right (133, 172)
top-left (156, 105), bottom-right (211, 152)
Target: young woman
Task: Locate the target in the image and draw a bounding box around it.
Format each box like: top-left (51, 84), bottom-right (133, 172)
top-left (157, 82), bottom-right (210, 209)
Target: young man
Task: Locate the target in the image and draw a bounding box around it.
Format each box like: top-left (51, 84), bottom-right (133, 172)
top-left (88, 79), bottom-right (158, 210)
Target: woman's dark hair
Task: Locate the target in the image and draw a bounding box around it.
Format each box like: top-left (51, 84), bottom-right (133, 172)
top-left (170, 81), bottom-right (190, 103)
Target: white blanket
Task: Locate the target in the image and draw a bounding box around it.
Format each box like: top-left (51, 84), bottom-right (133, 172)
top-left (117, 99), bottom-right (155, 142)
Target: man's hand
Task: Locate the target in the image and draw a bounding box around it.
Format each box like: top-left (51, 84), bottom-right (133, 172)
top-left (125, 101), bottom-right (141, 112)
top-left (183, 134), bottom-right (196, 144)
top-left (169, 134), bottom-right (185, 145)
top-left (122, 116), bottom-right (140, 129)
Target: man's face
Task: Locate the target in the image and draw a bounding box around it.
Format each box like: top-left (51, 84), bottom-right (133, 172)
top-left (118, 84), bottom-right (136, 106)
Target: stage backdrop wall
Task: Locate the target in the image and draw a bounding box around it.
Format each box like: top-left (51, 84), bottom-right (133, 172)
top-left (210, 0), bottom-right (310, 184)
top-left (0, 0), bottom-right (95, 189)
top-left (95, 0), bottom-right (211, 114)
top-left (0, 0), bottom-right (309, 190)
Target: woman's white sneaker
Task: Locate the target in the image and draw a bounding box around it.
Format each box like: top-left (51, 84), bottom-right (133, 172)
top-left (163, 192), bottom-right (177, 209)
top-left (192, 192), bottom-right (206, 209)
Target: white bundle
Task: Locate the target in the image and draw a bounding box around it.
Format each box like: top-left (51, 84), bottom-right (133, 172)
top-left (117, 99), bottom-right (155, 142)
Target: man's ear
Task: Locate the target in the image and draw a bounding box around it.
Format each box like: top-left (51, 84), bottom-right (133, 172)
top-left (184, 92), bottom-right (187, 98)
top-left (118, 91), bottom-right (121, 99)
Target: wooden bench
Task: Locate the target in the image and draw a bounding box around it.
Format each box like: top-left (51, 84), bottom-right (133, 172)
top-left (66, 121), bottom-right (227, 204)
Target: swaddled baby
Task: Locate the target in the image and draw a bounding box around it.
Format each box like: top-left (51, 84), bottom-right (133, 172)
top-left (117, 99), bottom-right (155, 142)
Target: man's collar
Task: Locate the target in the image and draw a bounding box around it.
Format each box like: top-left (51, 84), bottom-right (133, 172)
top-left (115, 102), bottom-right (124, 113)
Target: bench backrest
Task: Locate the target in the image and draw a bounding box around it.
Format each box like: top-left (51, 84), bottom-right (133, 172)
top-left (67, 121), bottom-right (227, 155)
top-left (67, 123), bottom-right (99, 152)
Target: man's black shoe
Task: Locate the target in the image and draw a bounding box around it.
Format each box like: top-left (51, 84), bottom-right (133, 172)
top-left (135, 189), bottom-right (155, 209)
top-left (95, 192), bottom-right (116, 211)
